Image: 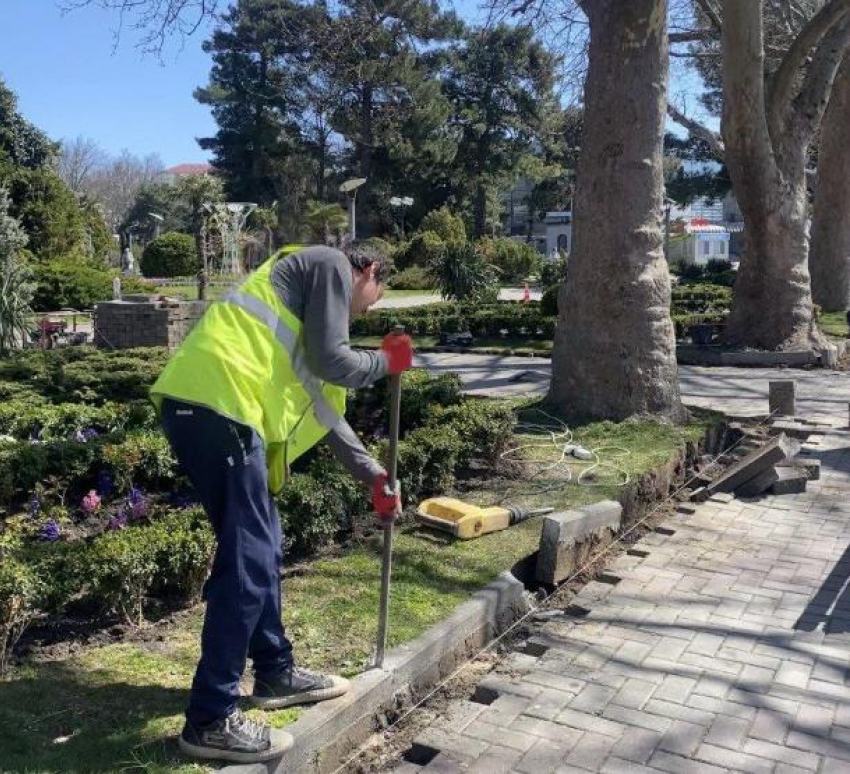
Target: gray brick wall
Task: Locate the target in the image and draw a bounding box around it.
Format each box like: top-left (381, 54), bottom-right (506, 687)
top-left (94, 297), bottom-right (207, 350)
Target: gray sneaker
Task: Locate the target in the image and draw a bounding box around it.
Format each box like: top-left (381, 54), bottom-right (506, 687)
top-left (178, 708), bottom-right (292, 763)
top-left (251, 665), bottom-right (350, 709)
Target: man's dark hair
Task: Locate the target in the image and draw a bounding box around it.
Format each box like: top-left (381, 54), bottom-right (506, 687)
top-left (344, 242), bottom-right (393, 284)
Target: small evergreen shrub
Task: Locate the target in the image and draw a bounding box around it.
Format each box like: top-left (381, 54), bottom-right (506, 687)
top-left (419, 207), bottom-right (467, 244)
top-left (397, 230), bottom-right (445, 270)
top-left (141, 232), bottom-right (199, 278)
top-left (475, 237), bottom-right (541, 283)
top-left (388, 266), bottom-right (436, 290)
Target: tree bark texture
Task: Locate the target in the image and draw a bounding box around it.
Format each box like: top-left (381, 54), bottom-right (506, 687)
top-left (548, 0), bottom-right (686, 423)
top-left (722, 0), bottom-right (850, 350)
top-left (810, 57), bottom-right (850, 312)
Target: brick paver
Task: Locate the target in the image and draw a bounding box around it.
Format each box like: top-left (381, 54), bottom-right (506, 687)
top-left (389, 392), bottom-right (850, 771)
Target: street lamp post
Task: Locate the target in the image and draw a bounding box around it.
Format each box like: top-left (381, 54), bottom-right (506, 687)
top-left (148, 211), bottom-right (164, 240)
top-left (389, 196), bottom-right (414, 239)
top-left (340, 178), bottom-right (367, 242)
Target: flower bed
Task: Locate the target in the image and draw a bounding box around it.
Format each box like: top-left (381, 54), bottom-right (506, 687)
top-left (0, 348), bottom-right (516, 674)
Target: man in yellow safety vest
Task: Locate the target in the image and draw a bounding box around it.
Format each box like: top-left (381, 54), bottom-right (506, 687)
top-left (150, 243), bottom-right (413, 764)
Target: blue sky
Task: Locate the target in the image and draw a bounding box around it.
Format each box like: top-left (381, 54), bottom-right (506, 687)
top-left (0, 1), bottom-right (219, 168)
top-left (0, 1), bottom-right (708, 169)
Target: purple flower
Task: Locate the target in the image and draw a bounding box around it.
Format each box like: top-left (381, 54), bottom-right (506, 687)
top-left (107, 509), bottom-right (128, 531)
top-left (96, 471), bottom-right (114, 497)
top-left (39, 519), bottom-right (61, 542)
top-left (81, 490), bottom-right (101, 514)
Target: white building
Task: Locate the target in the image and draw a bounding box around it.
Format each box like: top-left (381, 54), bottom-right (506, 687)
top-left (544, 212), bottom-right (572, 257)
top-left (669, 221), bottom-right (731, 265)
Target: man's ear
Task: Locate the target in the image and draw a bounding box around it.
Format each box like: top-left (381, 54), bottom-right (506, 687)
top-left (368, 262), bottom-right (379, 280)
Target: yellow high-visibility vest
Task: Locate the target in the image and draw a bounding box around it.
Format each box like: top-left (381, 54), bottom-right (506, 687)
top-left (150, 246), bottom-right (347, 493)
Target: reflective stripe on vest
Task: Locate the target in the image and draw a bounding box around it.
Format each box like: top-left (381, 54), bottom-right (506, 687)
top-left (221, 289), bottom-right (341, 432)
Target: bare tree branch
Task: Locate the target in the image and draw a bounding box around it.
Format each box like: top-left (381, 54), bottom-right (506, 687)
top-left (785, 16), bottom-right (850, 151)
top-left (59, 0), bottom-right (220, 56)
top-left (669, 29), bottom-right (718, 43)
top-left (768, 0), bottom-right (850, 132)
top-left (666, 102), bottom-right (725, 158)
top-left (693, 0), bottom-right (722, 34)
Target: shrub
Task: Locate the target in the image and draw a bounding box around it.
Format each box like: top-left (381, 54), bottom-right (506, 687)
top-left (278, 455), bottom-right (366, 555)
top-left (388, 266), bottom-right (436, 291)
top-left (388, 424), bottom-right (463, 503)
top-left (420, 207), bottom-right (467, 244)
top-left (0, 553), bottom-right (43, 674)
top-left (43, 347), bottom-right (169, 403)
top-left (140, 232), bottom-right (199, 278)
top-left (541, 284), bottom-right (560, 317)
top-left (430, 241), bottom-right (499, 303)
top-left (705, 258), bottom-right (732, 274)
top-left (426, 400), bottom-right (515, 467)
top-left (83, 507), bottom-right (212, 623)
top-left (539, 256), bottom-right (569, 287)
top-left (397, 230), bottom-right (445, 270)
top-left (31, 256), bottom-right (114, 311)
top-left (676, 263), bottom-right (705, 282)
top-left (475, 237), bottom-right (541, 283)
top-left (100, 431), bottom-right (178, 491)
top-left (671, 284), bottom-right (732, 315)
top-left (0, 400), bottom-right (153, 441)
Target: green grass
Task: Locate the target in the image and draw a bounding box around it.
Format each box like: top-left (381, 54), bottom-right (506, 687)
top-left (0, 409), bottom-right (720, 772)
top-left (154, 284), bottom-right (228, 301)
top-left (352, 334), bottom-right (553, 354)
top-left (820, 311), bottom-right (848, 340)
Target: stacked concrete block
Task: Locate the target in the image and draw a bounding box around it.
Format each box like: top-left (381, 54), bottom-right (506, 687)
top-left (693, 428), bottom-right (817, 501)
top-left (94, 296), bottom-right (207, 351)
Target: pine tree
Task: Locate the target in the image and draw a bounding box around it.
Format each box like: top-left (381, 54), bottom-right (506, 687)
top-left (443, 25), bottom-right (558, 236)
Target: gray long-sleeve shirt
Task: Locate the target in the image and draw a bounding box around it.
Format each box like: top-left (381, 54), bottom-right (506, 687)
top-left (271, 246), bottom-right (388, 484)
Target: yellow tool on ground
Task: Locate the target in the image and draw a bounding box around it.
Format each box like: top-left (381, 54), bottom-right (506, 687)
top-left (416, 497), bottom-right (554, 540)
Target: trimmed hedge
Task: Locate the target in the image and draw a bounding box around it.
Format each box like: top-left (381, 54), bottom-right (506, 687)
top-left (141, 232), bottom-right (199, 278)
top-left (31, 257), bottom-right (154, 312)
top-left (351, 301), bottom-right (556, 340)
top-left (388, 266), bottom-right (436, 291)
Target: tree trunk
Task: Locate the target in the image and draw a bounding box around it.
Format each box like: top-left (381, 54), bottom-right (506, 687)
top-left (473, 183), bottom-right (487, 238)
top-left (548, 0), bottom-right (686, 423)
top-left (721, 0), bottom-right (847, 350)
top-left (810, 57), bottom-right (850, 313)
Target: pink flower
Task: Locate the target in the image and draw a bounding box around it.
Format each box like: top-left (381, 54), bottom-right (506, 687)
top-left (81, 490), bottom-right (101, 514)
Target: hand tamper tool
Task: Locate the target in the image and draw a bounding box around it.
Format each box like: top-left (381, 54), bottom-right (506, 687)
top-left (375, 326), bottom-right (403, 668)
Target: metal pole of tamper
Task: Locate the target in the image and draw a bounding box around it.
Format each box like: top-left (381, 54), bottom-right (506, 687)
top-left (376, 326), bottom-right (404, 668)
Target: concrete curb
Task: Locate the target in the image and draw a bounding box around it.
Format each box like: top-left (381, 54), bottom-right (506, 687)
top-left (249, 572), bottom-right (529, 774)
top-left (219, 421), bottom-right (731, 774)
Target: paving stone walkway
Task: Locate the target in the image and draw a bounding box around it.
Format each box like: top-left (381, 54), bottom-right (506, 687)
top-left (415, 354), bottom-right (849, 423)
top-left (389, 370), bottom-right (850, 773)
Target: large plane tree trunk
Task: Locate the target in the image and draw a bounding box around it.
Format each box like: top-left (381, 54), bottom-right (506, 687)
top-left (722, 0), bottom-right (850, 350)
top-left (548, 0), bottom-right (686, 423)
top-left (810, 57), bottom-right (850, 313)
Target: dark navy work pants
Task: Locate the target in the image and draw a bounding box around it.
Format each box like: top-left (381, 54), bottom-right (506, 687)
top-left (160, 398), bottom-right (293, 726)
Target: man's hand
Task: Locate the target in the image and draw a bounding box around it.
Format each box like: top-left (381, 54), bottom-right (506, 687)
top-left (371, 471), bottom-right (401, 527)
top-left (381, 332), bottom-right (413, 375)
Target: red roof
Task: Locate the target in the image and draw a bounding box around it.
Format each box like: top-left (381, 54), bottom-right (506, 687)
top-left (163, 163), bottom-right (214, 176)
